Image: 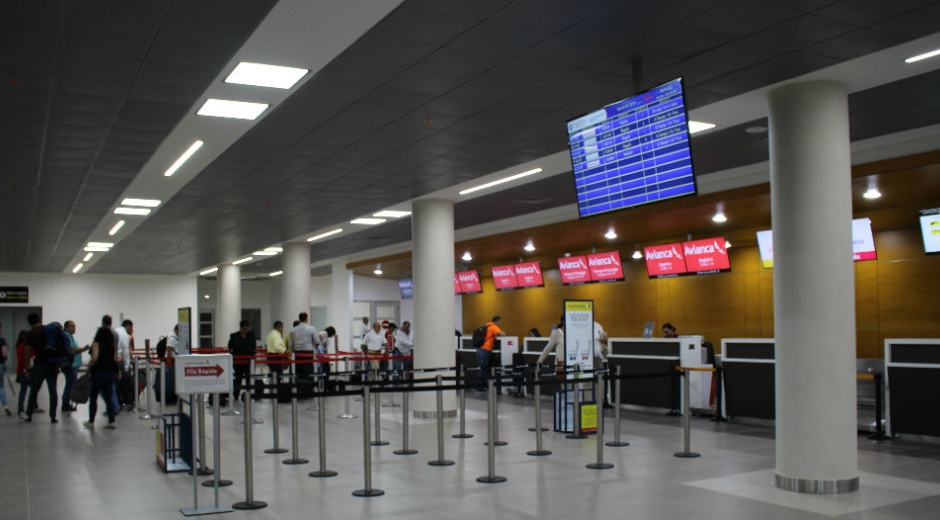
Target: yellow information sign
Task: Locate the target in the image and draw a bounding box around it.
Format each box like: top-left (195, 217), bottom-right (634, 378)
top-left (581, 403), bottom-right (597, 434)
top-left (565, 301), bottom-right (593, 312)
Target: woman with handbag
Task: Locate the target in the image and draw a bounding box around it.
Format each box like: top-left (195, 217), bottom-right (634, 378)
top-left (84, 325), bottom-right (118, 429)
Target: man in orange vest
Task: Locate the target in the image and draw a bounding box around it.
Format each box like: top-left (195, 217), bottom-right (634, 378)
top-left (476, 316), bottom-right (505, 392)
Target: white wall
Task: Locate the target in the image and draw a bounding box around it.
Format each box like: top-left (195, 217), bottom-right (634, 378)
top-left (197, 278), bottom-right (273, 330)
top-left (0, 272), bottom-right (197, 348)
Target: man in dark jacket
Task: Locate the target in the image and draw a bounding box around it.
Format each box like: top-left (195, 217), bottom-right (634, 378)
top-left (228, 320), bottom-right (257, 401)
top-left (24, 312), bottom-right (59, 423)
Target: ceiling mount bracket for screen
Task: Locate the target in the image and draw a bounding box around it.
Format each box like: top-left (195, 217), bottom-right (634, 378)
top-left (632, 56), bottom-right (643, 94)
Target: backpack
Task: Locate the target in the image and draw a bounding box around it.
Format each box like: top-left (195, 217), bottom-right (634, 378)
top-left (471, 324), bottom-right (489, 348)
top-left (42, 322), bottom-right (72, 364)
top-left (155, 336), bottom-right (168, 358)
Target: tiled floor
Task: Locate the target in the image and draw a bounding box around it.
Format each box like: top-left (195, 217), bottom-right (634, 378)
top-left (4, 386), bottom-right (940, 520)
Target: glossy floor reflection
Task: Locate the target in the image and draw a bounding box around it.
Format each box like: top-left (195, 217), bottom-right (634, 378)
top-left (3, 387), bottom-right (940, 520)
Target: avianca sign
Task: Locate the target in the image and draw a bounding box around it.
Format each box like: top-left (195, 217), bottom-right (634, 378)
top-left (491, 265), bottom-right (518, 290)
top-left (587, 251), bottom-right (624, 281)
top-left (456, 270), bottom-right (482, 293)
top-left (682, 237), bottom-right (730, 273)
top-left (644, 243), bottom-right (687, 277)
top-left (558, 255), bottom-right (591, 284)
top-left (514, 261), bottom-right (543, 287)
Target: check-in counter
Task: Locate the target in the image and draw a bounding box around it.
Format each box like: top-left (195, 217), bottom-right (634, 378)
top-left (607, 338), bottom-right (683, 412)
top-left (456, 336), bottom-right (517, 385)
top-left (721, 338), bottom-right (775, 421)
top-left (886, 338), bottom-right (940, 438)
top-left (521, 337), bottom-right (561, 396)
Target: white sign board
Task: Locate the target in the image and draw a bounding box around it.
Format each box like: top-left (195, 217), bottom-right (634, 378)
top-left (564, 300), bottom-right (595, 373)
top-left (174, 354), bottom-right (232, 395)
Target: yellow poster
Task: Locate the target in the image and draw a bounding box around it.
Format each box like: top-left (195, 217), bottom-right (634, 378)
top-left (565, 301), bottom-right (593, 312)
top-left (581, 403), bottom-right (597, 434)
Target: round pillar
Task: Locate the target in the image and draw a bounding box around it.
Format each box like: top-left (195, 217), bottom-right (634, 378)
top-left (281, 241), bottom-right (311, 325)
top-left (768, 81), bottom-right (858, 494)
top-left (215, 264), bottom-right (241, 346)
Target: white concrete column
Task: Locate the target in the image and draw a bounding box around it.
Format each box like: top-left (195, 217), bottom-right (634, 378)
top-left (329, 258), bottom-right (354, 352)
top-left (214, 264), bottom-right (241, 346)
top-left (768, 81), bottom-right (858, 494)
top-left (412, 198), bottom-right (456, 415)
top-left (281, 241), bottom-right (311, 325)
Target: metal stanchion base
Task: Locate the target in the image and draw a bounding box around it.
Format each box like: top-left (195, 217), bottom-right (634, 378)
top-left (868, 433), bottom-right (890, 441)
top-left (309, 470), bottom-right (338, 478)
top-left (264, 448), bottom-right (289, 454)
top-left (338, 413), bottom-right (358, 419)
top-left (586, 462), bottom-right (614, 470)
top-left (370, 440), bottom-right (390, 446)
top-left (476, 476), bottom-right (507, 483)
top-left (201, 479), bottom-right (233, 487)
top-left (196, 467), bottom-right (215, 476)
top-left (381, 402), bottom-right (401, 408)
top-left (181, 505), bottom-right (233, 516)
top-left (484, 440), bottom-right (508, 446)
top-left (566, 433), bottom-right (588, 439)
top-left (527, 450), bottom-right (552, 456)
top-left (428, 460), bottom-right (455, 466)
top-left (674, 452), bottom-right (701, 458)
top-left (528, 427), bottom-right (549, 432)
top-left (282, 458), bottom-right (309, 465)
top-left (222, 410), bottom-right (241, 416)
top-left (393, 449), bottom-right (418, 455)
top-left (451, 433), bottom-right (474, 439)
top-left (305, 405), bottom-right (319, 412)
top-left (242, 419), bottom-right (264, 425)
top-left (709, 415), bottom-right (727, 423)
top-left (665, 410), bottom-right (681, 416)
top-left (352, 488), bottom-right (385, 497)
top-left (232, 501), bottom-right (267, 510)
top-left (605, 441), bottom-right (630, 447)
top-left (138, 413), bottom-right (153, 420)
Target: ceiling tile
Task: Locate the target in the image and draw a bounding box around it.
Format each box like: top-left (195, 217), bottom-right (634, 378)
top-left (449, 22), bottom-right (552, 56)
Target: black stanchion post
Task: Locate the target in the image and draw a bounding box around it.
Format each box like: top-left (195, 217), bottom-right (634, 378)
top-left (477, 377), bottom-right (507, 483)
top-left (394, 389), bottom-right (418, 455)
top-left (607, 365), bottom-right (629, 447)
top-left (282, 377), bottom-right (309, 465)
top-left (309, 390), bottom-right (338, 477)
top-left (203, 394), bottom-right (233, 487)
top-left (674, 368), bottom-right (701, 458)
top-left (352, 386), bottom-right (384, 497)
top-left (587, 372), bottom-right (614, 470)
top-left (528, 363), bottom-right (551, 456)
top-left (452, 365), bottom-right (473, 439)
top-left (140, 358), bottom-right (153, 420)
top-left (567, 371), bottom-right (587, 440)
top-left (869, 372), bottom-right (890, 441)
top-left (667, 363), bottom-right (681, 416)
top-left (197, 396), bottom-right (214, 474)
top-left (233, 391), bottom-right (267, 510)
top-left (710, 366), bottom-right (726, 423)
top-left (485, 367), bottom-right (507, 446)
top-left (428, 374), bottom-right (455, 466)
top-left (371, 380), bottom-right (389, 446)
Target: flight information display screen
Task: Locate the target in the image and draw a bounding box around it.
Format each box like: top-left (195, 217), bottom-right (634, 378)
top-left (567, 78), bottom-right (696, 219)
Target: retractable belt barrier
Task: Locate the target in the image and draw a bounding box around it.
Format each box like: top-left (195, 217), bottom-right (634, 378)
top-left (673, 366), bottom-right (717, 459)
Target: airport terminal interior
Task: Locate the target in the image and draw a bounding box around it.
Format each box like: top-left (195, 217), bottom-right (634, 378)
top-left (3, 0), bottom-right (940, 519)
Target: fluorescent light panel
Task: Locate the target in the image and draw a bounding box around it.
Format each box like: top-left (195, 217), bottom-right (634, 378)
top-left (197, 99), bottom-right (268, 120)
top-left (114, 207), bottom-right (151, 216)
top-left (199, 267), bottom-right (219, 276)
top-left (905, 48), bottom-right (940, 64)
top-left (84, 247), bottom-right (109, 252)
top-left (373, 210), bottom-right (411, 218)
top-left (307, 228), bottom-right (343, 242)
top-left (459, 168), bottom-right (542, 195)
top-left (87, 242), bottom-right (114, 248)
top-left (264, 247), bottom-right (283, 252)
top-left (83, 253), bottom-right (94, 261)
top-left (121, 198), bottom-right (161, 207)
top-left (225, 62), bottom-right (309, 89)
top-left (108, 220), bottom-right (125, 236)
top-left (351, 218), bottom-right (386, 225)
top-left (252, 251), bottom-right (277, 256)
top-left (232, 257), bottom-right (253, 265)
top-left (72, 263), bottom-right (83, 273)
top-left (269, 271), bottom-right (283, 277)
top-left (164, 140), bottom-right (204, 177)
top-left (688, 121), bottom-right (717, 134)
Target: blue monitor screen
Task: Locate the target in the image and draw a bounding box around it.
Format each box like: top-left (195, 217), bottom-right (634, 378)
top-left (398, 278), bottom-right (413, 300)
top-left (567, 78), bottom-right (696, 219)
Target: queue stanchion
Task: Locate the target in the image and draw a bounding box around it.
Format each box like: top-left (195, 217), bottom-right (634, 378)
top-left (674, 367), bottom-right (701, 458)
top-left (264, 373), bottom-right (288, 454)
top-left (352, 386), bottom-right (384, 497)
top-left (382, 364), bottom-right (399, 408)
top-left (232, 390), bottom-right (267, 510)
top-left (139, 358), bottom-right (154, 420)
top-left (869, 372), bottom-right (890, 441)
top-left (428, 374), bottom-right (454, 467)
top-left (248, 358), bottom-right (264, 424)
top-left (477, 377), bottom-right (507, 483)
top-left (587, 371), bottom-right (614, 470)
top-left (394, 386), bottom-right (417, 455)
top-left (527, 363), bottom-right (551, 456)
top-left (282, 375), bottom-right (309, 465)
top-left (197, 396), bottom-right (214, 475)
top-left (159, 359), bottom-right (167, 419)
top-left (452, 365), bottom-right (473, 439)
top-left (132, 356), bottom-right (141, 413)
top-left (338, 356), bottom-right (357, 419)
top-left (485, 367), bottom-right (506, 446)
top-left (566, 370), bottom-right (587, 440)
top-left (710, 366), bottom-right (726, 423)
top-left (309, 381), bottom-right (338, 478)
top-left (202, 394), bottom-right (233, 487)
top-left (222, 358), bottom-right (239, 416)
top-left (371, 378), bottom-right (389, 446)
top-left (606, 365), bottom-right (629, 447)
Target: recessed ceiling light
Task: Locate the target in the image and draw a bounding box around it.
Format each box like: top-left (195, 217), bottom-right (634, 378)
top-left (83, 253), bottom-right (94, 262)
top-left (712, 211), bottom-right (727, 223)
top-left (225, 62), bottom-right (309, 89)
top-left (232, 257), bottom-right (253, 265)
top-left (83, 246), bottom-right (110, 252)
top-left (373, 210), bottom-right (412, 218)
top-left (374, 264), bottom-right (383, 275)
top-left (459, 167), bottom-right (542, 195)
top-left (524, 240), bottom-right (536, 252)
top-left (307, 228), bottom-right (343, 242)
top-left (164, 140), bottom-right (204, 177)
top-left (905, 48), bottom-right (940, 64)
top-left (204, 294), bottom-right (211, 299)
top-left (462, 251), bottom-right (472, 262)
top-left (605, 228), bottom-right (617, 240)
top-left (269, 271), bottom-right (283, 277)
top-left (108, 220), bottom-right (126, 236)
top-left (264, 247), bottom-right (283, 253)
top-left (351, 218), bottom-right (386, 225)
top-left (121, 198), bottom-right (161, 207)
top-left (72, 263), bottom-right (84, 273)
top-left (863, 187), bottom-right (882, 199)
top-left (688, 121), bottom-right (717, 134)
top-left (725, 239), bottom-right (732, 249)
top-left (199, 267), bottom-right (219, 276)
top-left (87, 242), bottom-right (114, 248)
top-left (632, 249), bottom-right (643, 260)
top-left (197, 98), bottom-right (269, 120)
top-left (745, 126), bottom-right (768, 134)
top-left (253, 251), bottom-right (278, 256)
top-left (114, 207), bottom-right (152, 216)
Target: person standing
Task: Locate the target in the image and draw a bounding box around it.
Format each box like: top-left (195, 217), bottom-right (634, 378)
top-left (394, 321), bottom-right (414, 375)
top-left (537, 318), bottom-right (565, 366)
top-left (24, 312), bottom-right (59, 423)
top-left (84, 325), bottom-right (119, 429)
top-left (61, 320), bottom-right (89, 413)
top-left (228, 320), bottom-right (256, 400)
top-left (266, 321), bottom-right (287, 378)
top-left (166, 325), bottom-right (181, 357)
top-left (360, 321), bottom-right (386, 381)
top-left (15, 330), bottom-right (31, 418)
top-left (291, 313), bottom-right (318, 396)
top-left (477, 316), bottom-right (505, 392)
top-left (0, 322), bottom-right (10, 416)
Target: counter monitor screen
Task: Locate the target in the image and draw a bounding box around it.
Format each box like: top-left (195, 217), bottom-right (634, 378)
top-left (398, 278), bottom-right (413, 299)
top-left (587, 251), bottom-right (625, 282)
top-left (558, 255), bottom-right (592, 285)
top-left (682, 237), bottom-right (731, 274)
top-left (567, 77), bottom-right (696, 219)
top-left (514, 261), bottom-right (544, 288)
top-left (756, 217), bottom-right (877, 266)
top-left (491, 265), bottom-right (518, 291)
top-left (921, 209), bottom-right (940, 254)
top-left (456, 270), bottom-right (482, 294)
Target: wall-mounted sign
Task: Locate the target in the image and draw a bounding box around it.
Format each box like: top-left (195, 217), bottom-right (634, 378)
top-left (491, 265), bottom-right (518, 290)
top-left (558, 255), bottom-right (591, 285)
top-left (0, 287), bottom-right (29, 303)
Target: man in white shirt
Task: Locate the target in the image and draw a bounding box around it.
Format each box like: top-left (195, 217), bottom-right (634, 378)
top-left (114, 319), bottom-right (134, 411)
top-left (166, 325), bottom-right (181, 356)
top-left (394, 321), bottom-right (414, 375)
top-left (360, 321), bottom-right (386, 381)
top-left (291, 313), bottom-right (318, 394)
